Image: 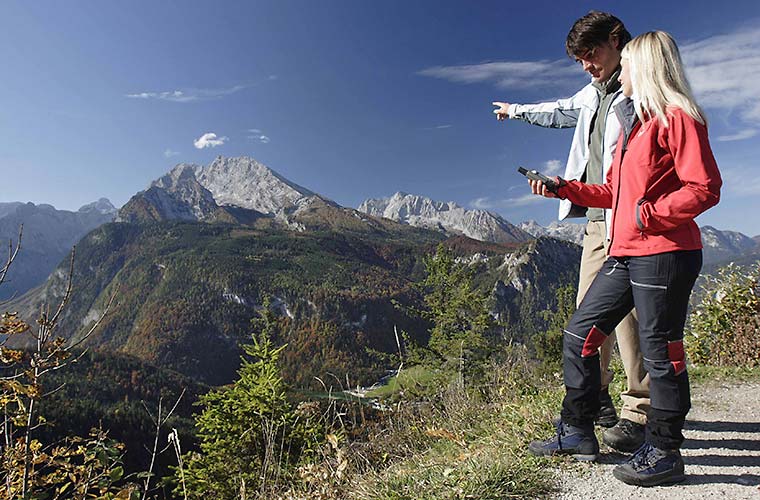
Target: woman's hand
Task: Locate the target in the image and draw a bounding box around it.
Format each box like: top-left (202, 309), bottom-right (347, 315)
top-left (529, 178), bottom-right (560, 198)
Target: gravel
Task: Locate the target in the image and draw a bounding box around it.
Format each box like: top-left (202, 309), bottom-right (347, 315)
top-left (553, 380), bottom-right (760, 499)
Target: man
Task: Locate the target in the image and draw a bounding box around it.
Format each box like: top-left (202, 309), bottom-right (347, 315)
top-left (492, 11), bottom-right (649, 453)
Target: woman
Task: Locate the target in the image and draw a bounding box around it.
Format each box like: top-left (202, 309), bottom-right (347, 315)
top-left (527, 31), bottom-right (721, 487)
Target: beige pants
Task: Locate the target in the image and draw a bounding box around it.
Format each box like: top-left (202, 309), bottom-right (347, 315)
top-left (577, 220), bottom-right (650, 424)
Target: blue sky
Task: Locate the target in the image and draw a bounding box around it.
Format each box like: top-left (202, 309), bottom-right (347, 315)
top-left (2, 0), bottom-right (760, 235)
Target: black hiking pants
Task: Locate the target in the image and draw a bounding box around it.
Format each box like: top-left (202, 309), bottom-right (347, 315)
top-left (560, 250), bottom-right (702, 449)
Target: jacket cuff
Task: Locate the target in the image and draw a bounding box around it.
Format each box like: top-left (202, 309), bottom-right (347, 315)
top-left (507, 104), bottom-right (522, 119)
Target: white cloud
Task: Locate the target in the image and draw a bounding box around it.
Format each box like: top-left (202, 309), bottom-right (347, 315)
top-left (543, 159), bottom-right (563, 175)
top-left (470, 193), bottom-right (545, 210)
top-left (421, 124), bottom-right (454, 130)
top-left (126, 84), bottom-right (249, 103)
top-left (246, 128), bottom-right (270, 143)
top-left (716, 129), bottom-right (758, 142)
top-left (163, 149), bottom-right (180, 158)
top-left (682, 24), bottom-right (760, 128)
top-left (193, 132), bottom-right (228, 149)
top-left (418, 59), bottom-right (584, 90)
top-left (719, 164), bottom-right (760, 197)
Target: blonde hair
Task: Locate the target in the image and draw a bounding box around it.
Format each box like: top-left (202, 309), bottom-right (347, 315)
top-left (621, 31), bottom-right (705, 126)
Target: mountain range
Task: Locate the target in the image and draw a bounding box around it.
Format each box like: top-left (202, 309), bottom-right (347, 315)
top-left (0, 199), bottom-right (116, 300)
top-left (6, 157), bottom-right (578, 388)
top-left (358, 192), bottom-right (530, 244)
top-left (5, 155), bottom-right (758, 387)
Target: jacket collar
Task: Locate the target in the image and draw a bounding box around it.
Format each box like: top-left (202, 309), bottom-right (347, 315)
top-left (614, 97), bottom-right (639, 150)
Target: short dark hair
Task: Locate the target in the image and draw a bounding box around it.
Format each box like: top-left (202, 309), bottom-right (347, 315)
top-left (565, 11), bottom-right (631, 58)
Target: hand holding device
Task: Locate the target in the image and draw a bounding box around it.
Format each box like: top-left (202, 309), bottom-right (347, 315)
top-left (518, 166), bottom-right (560, 194)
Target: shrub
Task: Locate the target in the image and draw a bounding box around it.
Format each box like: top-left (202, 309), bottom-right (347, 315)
top-left (685, 263), bottom-right (760, 367)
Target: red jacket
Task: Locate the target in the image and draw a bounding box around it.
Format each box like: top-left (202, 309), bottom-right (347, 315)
top-left (558, 104), bottom-right (722, 257)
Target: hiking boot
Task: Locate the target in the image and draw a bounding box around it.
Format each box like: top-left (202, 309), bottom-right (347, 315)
top-left (603, 418), bottom-right (646, 453)
top-left (528, 422), bottom-right (599, 461)
top-left (613, 442), bottom-right (686, 486)
top-left (596, 389), bottom-right (618, 428)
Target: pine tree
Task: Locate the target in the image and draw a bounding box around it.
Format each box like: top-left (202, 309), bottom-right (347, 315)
top-left (401, 244), bottom-right (498, 384)
top-left (179, 301), bottom-right (321, 499)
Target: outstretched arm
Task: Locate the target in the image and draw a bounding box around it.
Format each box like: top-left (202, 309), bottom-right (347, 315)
top-left (493, 84), bottom-right (590, 129)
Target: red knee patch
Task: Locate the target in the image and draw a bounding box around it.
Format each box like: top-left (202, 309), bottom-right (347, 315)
top-left (581, 325), bottom-right (607, 357)
top-left (668, 340), bottom-right (686, 376)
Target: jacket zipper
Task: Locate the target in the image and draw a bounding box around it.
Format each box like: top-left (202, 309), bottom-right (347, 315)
top-left (636, 198), bottom-right (647, 239)
top-left (609, 102), bottom-right (640, 251)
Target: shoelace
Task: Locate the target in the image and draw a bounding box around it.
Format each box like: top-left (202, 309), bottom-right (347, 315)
top-left (556, 422), bottom-right (564, 450)
top-left (629, 443), bottom-right (659, 469)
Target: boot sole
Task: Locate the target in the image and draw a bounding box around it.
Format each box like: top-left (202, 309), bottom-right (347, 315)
top-left (528, 445), bottom-right (599, 462)
top-left (613, 468), bottom-right (686, 487)
top-left (571, 453), bottom-right (599, 462)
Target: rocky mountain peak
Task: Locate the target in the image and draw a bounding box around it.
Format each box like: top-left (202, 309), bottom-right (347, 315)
top-left (78, 198), bottom-right (117, 215)
top-left (195, 156), bottom-right (316, 214)
top-left (358, 192), bottom-right (530, 244)
top-left (119, 156), bottom-right (330, 224)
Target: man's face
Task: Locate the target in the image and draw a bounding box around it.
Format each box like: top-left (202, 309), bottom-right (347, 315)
top-left (575, 34), bottom-right (622, 83)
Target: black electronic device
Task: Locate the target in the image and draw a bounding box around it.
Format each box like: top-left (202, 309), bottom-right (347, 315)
top-left (517, 166), bottom-right (559, 194)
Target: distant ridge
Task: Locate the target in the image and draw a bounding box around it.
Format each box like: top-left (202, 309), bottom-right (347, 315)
top-left (358, 192), bottom-right (531, 244)
top-left (0, 200), bottom-right (116, 299)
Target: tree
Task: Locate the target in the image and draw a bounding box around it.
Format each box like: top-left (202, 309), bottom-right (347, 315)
top-left (1, 228), bottom-right (136, 498)
top-left (399, 244), bottom-right (499, 385)
top-left (179, 300), bottom-right (321, 499)
top-left (532, 283), bottom-right (577, 374)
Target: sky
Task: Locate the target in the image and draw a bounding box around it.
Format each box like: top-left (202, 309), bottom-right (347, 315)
top-left (2, 0), bottom-right (760, 235)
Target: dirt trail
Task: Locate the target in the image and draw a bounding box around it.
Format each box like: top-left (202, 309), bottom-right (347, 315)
top-left (555, 380), bottom-right (760, 499)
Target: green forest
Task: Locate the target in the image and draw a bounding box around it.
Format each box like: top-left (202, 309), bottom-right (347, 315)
top-left (1, 224), bottom-right (758, 499)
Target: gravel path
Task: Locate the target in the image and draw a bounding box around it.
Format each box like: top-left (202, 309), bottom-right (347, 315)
top-left (554, 380), bottom-right (760, 499)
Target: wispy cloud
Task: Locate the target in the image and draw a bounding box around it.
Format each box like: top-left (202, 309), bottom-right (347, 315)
top-left (194, 132), bottom-right (228, 149)
top-left (163, 149), bottom-right (180, 158)
top-left (716, 129), bottom-right (758, 142)
top-left (543, 159), bottom-right (563, 175)
top-left (126, 84), bottom-right (250, 103)
top-left (470, 193), bottom-right (544, 210)
top-left (418, 59), bottom-right (583, 90)
top-left (719, 164), bottom-right (760, 196)
top-left (682, 24), bottom-right (760, 131)
top-left (246, 128), bottom-right (270, 144)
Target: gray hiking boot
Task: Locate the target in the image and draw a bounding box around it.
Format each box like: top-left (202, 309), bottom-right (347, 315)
top-left (613, 442), bottom-right (686, 486)
top-left (603, 418), bottom-right (646, 453)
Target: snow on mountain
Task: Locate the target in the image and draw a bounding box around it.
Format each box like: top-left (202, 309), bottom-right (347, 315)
top-left (120, 156), bottom-right (331, 224)
top-left (358, 192), bottom-right (531, 244)
top-left (194, 156), bottom-right (317, 214)
top-left (518, 220), bottom-right (585, 246)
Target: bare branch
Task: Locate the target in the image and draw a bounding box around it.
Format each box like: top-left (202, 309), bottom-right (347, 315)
top-left (42, 249), bottom-right (76, 342)
top-left (65, 291), bottom-right (117, 353)
top-left (141, 400), bottom-right (156, 424)
top-left (0, 225), bottom-right (22, 288)
top-left (161, 388), bottom-right (186, 426)
top-left (41, 383), bottom-right (66, 399)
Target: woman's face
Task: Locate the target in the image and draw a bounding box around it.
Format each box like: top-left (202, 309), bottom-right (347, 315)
top-left (619, 57), bottom-right (633, 97)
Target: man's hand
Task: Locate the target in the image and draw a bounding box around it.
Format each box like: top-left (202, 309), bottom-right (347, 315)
top-left (529, 178), bottom-right (560, 198)
top-left (492, 101), bottom-right (510, 121)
